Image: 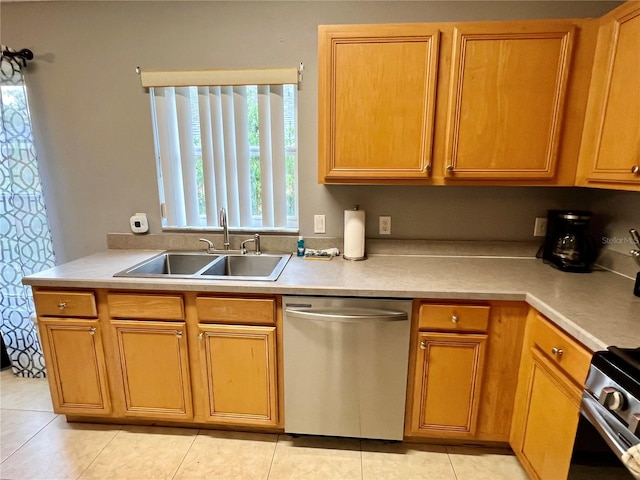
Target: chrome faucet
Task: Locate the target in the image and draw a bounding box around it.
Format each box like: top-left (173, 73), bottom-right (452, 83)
top-left (199, 207), bottom-right (235, 254)
top-left (199, 208), bottom-right (262, 255)
top-left (220, 207), bottom-right (230, 250)
top-left (241, 234), bottom-right (262, 255)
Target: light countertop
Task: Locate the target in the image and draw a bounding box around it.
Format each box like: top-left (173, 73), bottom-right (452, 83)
top-left (22, 249), bottom-right (640, 352)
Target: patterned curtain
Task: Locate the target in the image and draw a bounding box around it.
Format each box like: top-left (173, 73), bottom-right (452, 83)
top-left (0, 47), bottom-right (55, 377)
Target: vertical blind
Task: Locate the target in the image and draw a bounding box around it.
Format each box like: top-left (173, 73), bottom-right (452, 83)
top-left (141, 67), bottom-right (299, 230)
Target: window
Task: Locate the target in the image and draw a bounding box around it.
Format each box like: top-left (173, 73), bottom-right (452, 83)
top-left (141, 67), bottom-right (299, 231)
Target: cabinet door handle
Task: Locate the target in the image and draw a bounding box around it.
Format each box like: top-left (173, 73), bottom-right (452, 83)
top-left (446, 164), bottom-right (454, 173)
top-left (424, 164), bottom-right (431, 173)
top-left (176, 331), bottom-right (183, 338)
top-left (89, 327), bottom-right (96, 335)
top-left (198, 332), bottom-right (204, 340)
top-left (551, 347), bottom-right (563, 358)
top-left (451, 315), bottom-right (459, 324)
top-left (419, 340), bottom-right (427, 350)
top-left (632, 165), bottom-right (640, 175)
top-left (58, 301), bottom-right (67, 310)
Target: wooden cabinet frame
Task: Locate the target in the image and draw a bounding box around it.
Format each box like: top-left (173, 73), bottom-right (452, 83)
top-left (510, 309), bottom-right (591, 480)
top-left (318, 23), bottom-right (440, 182)
top-left (576, 1), bottom-right (640, 190)
top-left (406, 301), bottom-right (527, 442)
top-left (38, 318), bottom-right (111, 415)
top-left (112, 320), bottom-right (193, 420)
top-left (409, 331), bottom-right (488, 437)
top-left (197, 324), bottom-right (278, 426)
top-left (444, 23), bottom-right (575, 180)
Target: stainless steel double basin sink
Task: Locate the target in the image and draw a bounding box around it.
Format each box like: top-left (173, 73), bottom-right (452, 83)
top-left (114, 251), bottom-right (291, 281)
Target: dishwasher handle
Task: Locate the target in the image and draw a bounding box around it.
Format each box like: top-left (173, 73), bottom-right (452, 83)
top-left (284, 307), bottom-right (408, 323)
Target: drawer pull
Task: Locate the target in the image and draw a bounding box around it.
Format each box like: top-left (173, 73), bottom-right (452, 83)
top-left (419, 340), bottom-right (427, 350)
top-left (89, 327), bottom-right (96, 335)
top-left (551, 347), bottom-right (564, 358)
top-left (451, 315), bottom-right (459, 324)
top-left (58, 302), bottom-right (67, 310)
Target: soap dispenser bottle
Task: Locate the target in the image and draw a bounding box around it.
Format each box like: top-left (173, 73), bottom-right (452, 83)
top-left (297, 236), bottom-right (305, 257)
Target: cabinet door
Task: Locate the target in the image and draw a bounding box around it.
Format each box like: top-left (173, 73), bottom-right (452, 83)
top-left (38, 319), bottom-right (110, 415)
top-left (112, 320), bottom-right (192, 419)
top-left (409, 331), bottom-right (487, 438)
top-left (318, 24), bottom-right (440, 182)
top-left (514, 349), bottom-right (581, 480)
top-left (198, 324), bottom-right (278, 426)
top-left (444, 21), bottom-right (575, 180)
top-left (577, 2), bottom-right (640, 189)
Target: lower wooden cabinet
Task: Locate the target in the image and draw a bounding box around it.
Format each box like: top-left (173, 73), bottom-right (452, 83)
top-left (406, 301), bottom-right (527, 442)
top-left (517, 350), bottom-right (581, 479)
top-left (112, 320), bottom-right (193, 419)
top-left (197, 324), bottom-right (278, 426)
top-left (510, 311), bottom-right (591, 480)
top-left (409, 331), bottom-right (488, 437)
top-left (38, 318), bottom-right (111, 415)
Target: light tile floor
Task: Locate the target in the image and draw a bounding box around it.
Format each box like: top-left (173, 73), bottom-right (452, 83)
top-left (0, 369), bottom-right (529, 480)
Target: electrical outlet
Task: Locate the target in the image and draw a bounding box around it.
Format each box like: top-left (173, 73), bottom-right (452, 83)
top-left (379, 216), bottom-right (391, 235)
top-left (314, 215), bottom-right (326, 234)
top-left (534, 217), bottom-right (547, 237)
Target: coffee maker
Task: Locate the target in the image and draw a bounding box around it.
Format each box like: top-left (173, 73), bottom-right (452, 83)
top-left (542, 210), bottom-right (594, 273)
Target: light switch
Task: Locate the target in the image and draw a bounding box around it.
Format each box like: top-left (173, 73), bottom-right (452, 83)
top-left (314, 215), bottom-right (326, 234)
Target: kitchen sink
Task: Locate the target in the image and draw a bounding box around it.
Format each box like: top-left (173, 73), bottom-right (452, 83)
top-left (114, 252), bottom-right (290, 281)
top-left (116, 252), bottom-right (220, 276)
top-left (199, 254), bottom-right (289, 281)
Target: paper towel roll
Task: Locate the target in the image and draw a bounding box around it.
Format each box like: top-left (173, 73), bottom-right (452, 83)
top-left (344, 207), bottom-right (366, 260)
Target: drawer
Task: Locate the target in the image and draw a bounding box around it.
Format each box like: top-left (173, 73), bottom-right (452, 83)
top-left (531, 313), bottom-right (591, 386)
top-left (34, 291), bottom-right (97, 317)
top-left (196, 297), bottom-right (276, 324)
top-left (108, 293), bottom-right (184, 320)
top-left (418, 304), bottom-right (490, 332)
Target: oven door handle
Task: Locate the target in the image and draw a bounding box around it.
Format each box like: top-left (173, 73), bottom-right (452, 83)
top-left (581, 392), bottom-right (634, 460)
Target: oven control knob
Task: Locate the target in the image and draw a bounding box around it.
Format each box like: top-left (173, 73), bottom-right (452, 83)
top-left (599, 387), bottom-right (626, 411)
top-left (630, 414), bottom-right (640, 437)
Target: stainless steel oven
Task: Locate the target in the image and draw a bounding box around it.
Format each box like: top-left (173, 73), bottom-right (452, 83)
top-left (568, 347), bottom-right (640, 479)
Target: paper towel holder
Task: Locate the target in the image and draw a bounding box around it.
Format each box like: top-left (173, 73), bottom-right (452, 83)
top-left (343, 205), bottom-right (367, 261)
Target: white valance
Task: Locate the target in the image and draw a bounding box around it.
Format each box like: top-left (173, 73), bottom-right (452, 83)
top-left (140, 67), bottom-right (299, 88)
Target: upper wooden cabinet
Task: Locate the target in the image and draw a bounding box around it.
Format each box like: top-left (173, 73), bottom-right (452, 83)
top-left (318, 24), bottom-right (440, 182)
top-left (444, 21), bottom-right (576, 180)
top-left (318, 19), bottom-right (594, 185)
top-left (576, 1), bottom-right (640, 191)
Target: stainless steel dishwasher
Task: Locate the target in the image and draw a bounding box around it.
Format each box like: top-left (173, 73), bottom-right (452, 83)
top-left (283, 296), bottom-right (412, 441)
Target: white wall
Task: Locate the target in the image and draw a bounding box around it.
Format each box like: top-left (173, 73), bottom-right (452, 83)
top-left (3, 0), bottom-right (636, 263)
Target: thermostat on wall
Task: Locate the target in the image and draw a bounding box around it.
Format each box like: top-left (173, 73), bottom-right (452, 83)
top-left (130, 213), bottom-right (149, 234)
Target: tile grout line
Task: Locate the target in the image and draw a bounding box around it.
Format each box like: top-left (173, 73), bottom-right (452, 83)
top-left (266, 433), bottom-right (281, 480)
top-left (359, 439), bottom-right (364, 480)
top-left (0, 413), bottom-right (59, 466)
top-left (0, 407), bottom-right (55, 414)
top-left (74, 424), bottom-right (124, 480)
top-left (446, 446), bottom-right (460, 480)
top-left (170, 428), bottom-right (201, 480)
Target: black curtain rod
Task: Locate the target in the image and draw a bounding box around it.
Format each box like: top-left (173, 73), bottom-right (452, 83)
top-left (1, 47), bottom-right (34, 67)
